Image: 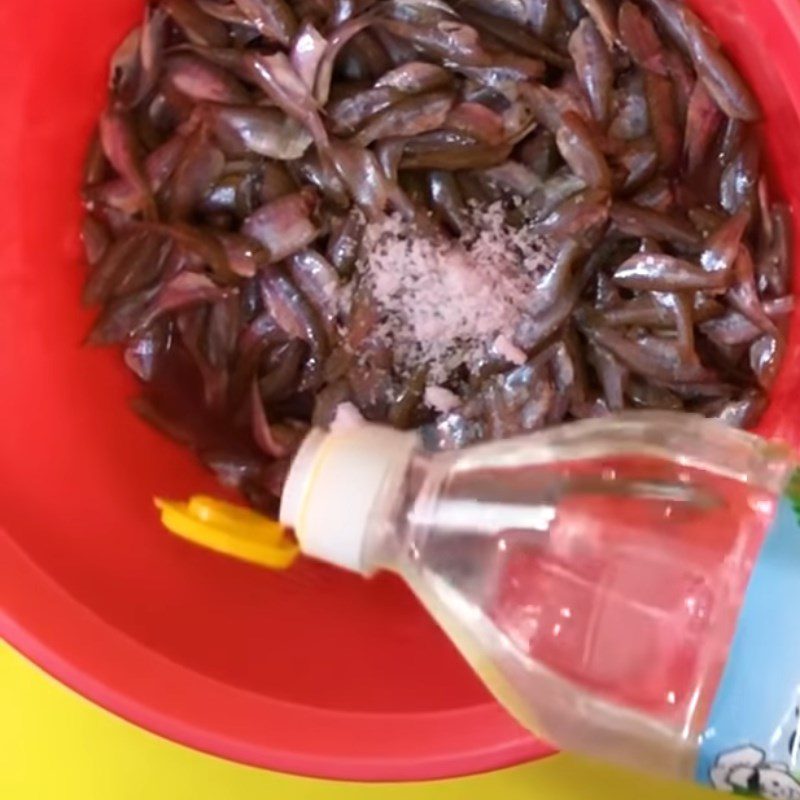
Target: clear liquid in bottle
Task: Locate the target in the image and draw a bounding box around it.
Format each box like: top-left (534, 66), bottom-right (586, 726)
top-left (281, 413), bottom-right (796, 788)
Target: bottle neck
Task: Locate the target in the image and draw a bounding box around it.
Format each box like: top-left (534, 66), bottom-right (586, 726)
top-left (280, 425), bottom-right (420, 573)
top-left (361, 450), bottom-right (461, 576)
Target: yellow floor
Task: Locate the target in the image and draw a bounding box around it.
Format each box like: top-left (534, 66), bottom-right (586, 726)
top-left (1, 643), bottom-right (713, 799)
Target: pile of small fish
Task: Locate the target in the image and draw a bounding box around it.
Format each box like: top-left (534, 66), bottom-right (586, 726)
top-left (81, 0), bottom-right (793, 510)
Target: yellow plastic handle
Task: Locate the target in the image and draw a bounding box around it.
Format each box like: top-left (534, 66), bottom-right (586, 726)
top-left (155, 496), bottom-right (298, 569)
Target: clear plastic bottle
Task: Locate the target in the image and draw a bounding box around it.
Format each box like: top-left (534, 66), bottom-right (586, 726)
top-left (280, 412), bottom-right (800, 797)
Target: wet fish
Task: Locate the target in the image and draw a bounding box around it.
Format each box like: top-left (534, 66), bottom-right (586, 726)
top-left (555, 111), bottom-right (612, 190)
top-left (618, 1), bottom-right (668, 75)
top-left (614, 252), bottom-right (729, 291)
top-left (568, 17), bottom-right (613, 126)
top-left (242, 189), bottom-right (321, 261)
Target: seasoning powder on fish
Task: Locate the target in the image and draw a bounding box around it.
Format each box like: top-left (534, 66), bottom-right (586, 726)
top-left (354, 204), bottom-right (556, 383)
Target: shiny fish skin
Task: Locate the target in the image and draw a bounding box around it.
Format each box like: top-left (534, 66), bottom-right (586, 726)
top-left (727, 245), bottom-right (776, 335)
top-left (90, 132), bottom-right (186, 216)
top-left (584, 327), bottom-right (717, 384)
top-left (375, 61), bottom-right (453, 93)
top-left (684, 79), bottom-right (723, 174)
top-left (699, 210), bottom-right (749, 274)
top-left (700, 297), bottom-right (793, 347)
top-left (287, 249), bottom-right (341, 335)
top-left (380, 18), bottom-right (490, 66)
top-left (533, 187), bottom-right (610, 236)
top-left (610, 202), bottom-right (701, 248)
top-left (427, 170), bottom-right (467, 233)
top-left (707, 392), bottom-right (767, 429)
top-left (614, 252), bottom-right (729, 291)
top-left (315, 15), bottom-right (376, 104)
top-left (679, 6), bottom-right (760, 122)
top-left (758, 204), bottom-right (792, 296)
top-left (638, 0), bottom-right (690, 52)
top-left (444, 102), bottom-right (506, 146)
top-left (326, 210), bottom-right (365, 276)
top-left (165, 54), bottom-right (251, 104)
top-left (609, 71), bottom-right (649, 140)
top-left (81, 0), bottom-right (788, 503)
top-left (83, 230), bottom-right (166, 306)
top-left (644, 71), bottom-right (681, 174)
top-left (750, 334), bottom-right (783, 389)
top-left (260, 268), bottom-right (329, 352)
top-left (99, 108), bottom-right (157, 220)
top-left (455, 5), bottom-right (571, 68)
top-left (163, 0), bottom-right (229, 47)
top-left (555, 111), bottom-right (612, 190)
top-left (720, 130), bottom-right (760, 214)
top-left (231, 0), bottom-right (297, 46)
top-left (400, 131), bottom-right (512, 170)
top-left (291, 21), bottom-right (328, 90)
top-left (618, 2), bottom-right (668, 76)
top-left (578, 0), bottom-right (618, 49)
top-left (587, 339), bottom-right (627, 410)
top-left (614, 137), bottom-right (659, 194)
top-left (353, 90), bottom-right (455, 146)
top-left (207, 105), bottom-right (314, 160)
top-left (328, 86), bottom-right (402, 135)
top-left (247, 53), bottom-right (330, 156)
top-left (166, 128), bottom-right (225, 221)
top-left (331, 141), bottom-right (391, 218)
top-left (242, 189), bottom-right (320, 261)
top-left (568, 17), bottom-right (613, 126)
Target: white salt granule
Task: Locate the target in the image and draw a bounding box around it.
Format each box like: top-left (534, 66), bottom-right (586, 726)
top-left (353, 203), bottom-right (555, 382)
top-left (331, 401), bottom-right (366, 432)
top-left (424, 385), bottom-right (461, 413)
top-left (492, 334), bottom-right (528, 366)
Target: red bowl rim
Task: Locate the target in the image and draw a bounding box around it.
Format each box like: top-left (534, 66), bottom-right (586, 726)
top-left (4, 0), bottom-right (800, 782)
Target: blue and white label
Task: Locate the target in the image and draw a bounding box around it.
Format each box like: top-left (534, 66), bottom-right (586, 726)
top-left (697, 497), bottom-right (800, 798)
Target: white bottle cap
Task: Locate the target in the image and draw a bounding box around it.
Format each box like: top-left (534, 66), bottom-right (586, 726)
top-left (280, 425), bottom-right (419, 573)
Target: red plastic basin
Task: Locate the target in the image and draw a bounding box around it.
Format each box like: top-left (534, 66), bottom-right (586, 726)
top-left (2, 0), bottom-right (800, 782)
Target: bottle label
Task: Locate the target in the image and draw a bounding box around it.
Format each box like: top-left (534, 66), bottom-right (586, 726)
top-left (696, 495), bottom-right (800, 798)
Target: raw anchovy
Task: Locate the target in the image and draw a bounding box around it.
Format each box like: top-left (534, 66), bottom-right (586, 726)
top-left (167, 127), bottom-right (225, 221)
top-left (326, 209), bottom-right (365, 276)
top-left (231, 0), bottom-right (297, 46)
top-left (584, 326), bottom-right (717, 384)
top-left (679, 6), bottom-right (760, 121)
top-left (615, 137), bottom-right (659, 193)
top-left (578, 0), bottom-right (618, 49)
top-left (353, 90), bottom-right (455, 146)
top-left (555, 111), bottom-right (612, 190)
top-left (291, 21), bottom-right (328, 90)
top-left (81, 0), bottom-right (788, 508)
top-left (99, 108), bottom-right (157, 220)
top-left (610, 201), bottom-right (701, 248)
top-left (427, 170), bottom-right (467, 233)
top-left (757, 204), bottom-right (792, 296)
top-left (163, 0), bottom-right (229, 47)
top-left (207, 105), bottom-right (314, 160)
top-left (613, 253), bottom-right (729, 291)
top-left (444, 102), bottom-right (506, 145)
top-left (165, 54), bottom-right (251, 104)
top-left (618, 2), bottom-right (668, 76)
top-left (243, 189), bottom-right (320, 261)
top-left (720, 131), bottom-right (760, 214)
top-left (534, 187), bottom-right (610, 236)
top-left (644, 71), bottom-right (681, 173)
top-left (568, 18), bottom-right (613, 126)
top-left (328, 86), bottom-right (402, 135)
top-left (248, 53), bottom-right (330, 156)
top-left (456, 5), bottom-right (571, 68)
